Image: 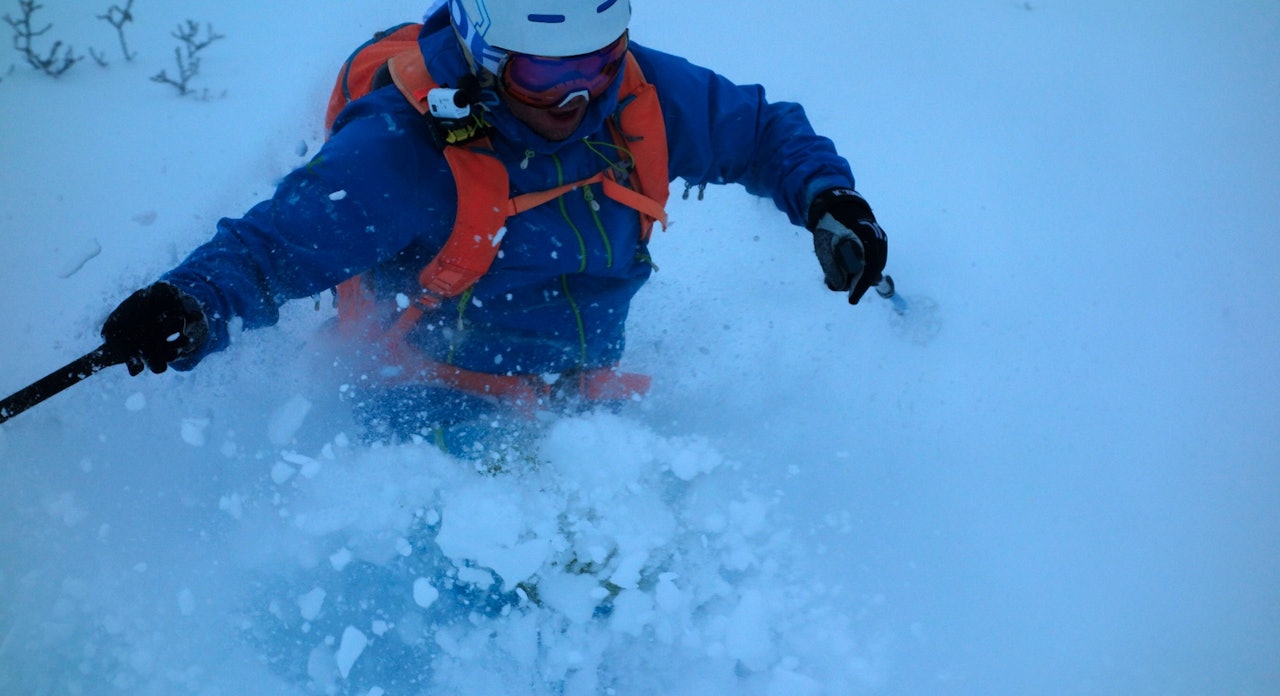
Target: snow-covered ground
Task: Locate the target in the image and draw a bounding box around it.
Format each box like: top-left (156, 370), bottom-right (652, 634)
top-left (2, 1), bottom-right (1278, 694)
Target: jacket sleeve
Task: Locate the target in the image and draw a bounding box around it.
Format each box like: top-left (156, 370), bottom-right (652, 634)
top-left (630, 44), bottom-right (856, 228)
top-left (160, 88), bottom-right (456, 366)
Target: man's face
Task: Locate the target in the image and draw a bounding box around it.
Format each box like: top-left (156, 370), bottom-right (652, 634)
top-left (493, 32), bottom-right (628, 142)
top-left (502, 91), bottom-right (589, 142)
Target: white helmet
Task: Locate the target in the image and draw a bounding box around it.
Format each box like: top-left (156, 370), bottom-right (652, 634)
top-left (450, 0), bottom-right (630, 73)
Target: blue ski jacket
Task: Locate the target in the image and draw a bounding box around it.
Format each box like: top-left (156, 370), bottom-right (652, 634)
top-left (161, 13), bottom-right (856, 383)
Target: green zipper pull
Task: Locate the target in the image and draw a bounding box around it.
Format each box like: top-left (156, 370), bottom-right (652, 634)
top-left (636, 251), bottom-right (659, 272)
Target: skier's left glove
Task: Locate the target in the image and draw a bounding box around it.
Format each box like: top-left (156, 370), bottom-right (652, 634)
top-left (807, 188), bottom-right (888, 304)
top-left (101, 282), bottom-right (208, 376)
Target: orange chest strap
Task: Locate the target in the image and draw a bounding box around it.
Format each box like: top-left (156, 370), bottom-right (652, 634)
top-left (385, 138), bottom-right (667, 343)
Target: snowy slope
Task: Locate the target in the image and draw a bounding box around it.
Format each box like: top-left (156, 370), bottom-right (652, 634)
top-left (2, 1), bottom-right (1279, 695)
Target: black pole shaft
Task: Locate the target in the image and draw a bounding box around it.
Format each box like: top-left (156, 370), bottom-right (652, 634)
top-left (0, 345), bottom-right (124, 425)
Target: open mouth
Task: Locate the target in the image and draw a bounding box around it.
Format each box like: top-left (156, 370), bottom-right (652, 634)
top-left (546, 103), bottom-right (586, 122)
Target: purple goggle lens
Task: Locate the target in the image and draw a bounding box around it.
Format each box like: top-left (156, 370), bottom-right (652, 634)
top-left (501, 33), bottom-right (629, 109)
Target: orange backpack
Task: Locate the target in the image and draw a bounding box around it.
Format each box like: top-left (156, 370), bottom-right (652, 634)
top-left (323, 24), bottom-right (669, 404)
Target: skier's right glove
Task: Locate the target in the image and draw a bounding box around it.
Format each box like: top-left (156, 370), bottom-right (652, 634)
top-left (101, 282), bottom-right (208, 375)
top-left (807, 188), bottom-right (888, 304)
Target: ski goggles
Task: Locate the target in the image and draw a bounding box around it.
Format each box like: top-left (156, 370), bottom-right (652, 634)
top-left (499, 32), bottom-right (629, 109)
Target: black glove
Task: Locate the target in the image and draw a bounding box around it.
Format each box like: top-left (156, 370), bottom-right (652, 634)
top-left (101, 282), bottom-right (208, 376)
top-left (807, 188), bottom-right (888, 304)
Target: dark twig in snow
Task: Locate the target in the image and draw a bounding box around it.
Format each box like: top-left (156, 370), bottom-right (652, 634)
top-left (3, 0), bottom-right (81, 77)
top-left (151, 19), bottom-right (224, 96)
top-left (98, 0), bottom-right (137, 62)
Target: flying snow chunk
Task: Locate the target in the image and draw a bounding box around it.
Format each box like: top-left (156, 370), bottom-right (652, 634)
top-left (335, 626), bottom-right (368, 679)
top-left (609, 589), bottom-right (655, 636)
top-left (298, 587), bottom-right (326, 621)
top-left (271, 461), bottom-right (297, 485)
top-left (435, 480), bottom-right (550, 590)
top-left (609, 551), bottom-right (649, 590)
top-left (124, 392), bottom-right (147, 411)
top-left (329, 547), bottom-right (353, 571)
top-left (329, 190), bottom-right (347, 201)
top-left (282, 450), bottom-right (322, 478)
top-left (268, 395), bottom-right (312, 446)
top-left (413, 578), bottom-right (439, 609)
top-left (219, 494), bottom-right (244, 519)
top-left (535, 573), bottom-right (601, 624)
top-left (667, 437), bottom-right (724, 481)
top-left (181, 417), bottom-right (210, 446)
top-left (455, 566), bottom-right (495, 588)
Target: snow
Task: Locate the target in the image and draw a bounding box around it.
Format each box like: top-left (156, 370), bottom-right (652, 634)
top-left (412, 577), bottom-right (439, 609)
top-left (2, 1), bottom-right (1279, 695)
top-left (335, 626), bottom-right (369, 679)
top-left (180, 416), bottom-right (210, 446)
top-left (124, 391), bottom-right (147, 411)
top-left (268, 394), bottom-right (314, 446)
top-left (298, 587), bottom-right (327, 622)
top-left (177, 588), bottom-right (197, 616)
top-left (329, 547), bottom-right (354, 571)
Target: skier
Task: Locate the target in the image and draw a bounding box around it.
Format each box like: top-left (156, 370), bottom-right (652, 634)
top-left (99, 0), bottom-right (888, 455)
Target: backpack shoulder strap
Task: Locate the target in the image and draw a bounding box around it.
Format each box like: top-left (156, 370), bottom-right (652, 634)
top-left (325, 23), bottom-right (423, 133)
top-left (384, 50), bottom-right (509, 303)
top-left (335, 40), bottom-right (508, 334)
top-left (380, 137), bottom-right (509, 343)
top-left (417, 143), bottom-right (509, 299)
top-left (386, 46), bottom-right (435, 115)
top-left (608, 53), bottom-right (670, 240)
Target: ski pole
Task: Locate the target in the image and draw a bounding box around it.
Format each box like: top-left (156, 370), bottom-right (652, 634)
top-left (875, 274), bottom-right (908, 315)
top-left (0, 344), bottom-right (127, 425)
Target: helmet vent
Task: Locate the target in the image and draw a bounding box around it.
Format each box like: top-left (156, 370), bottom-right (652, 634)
top-left (527, 14), bottom-right (566, 23)
top-left (596, 0), bottom-right (619, 12)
